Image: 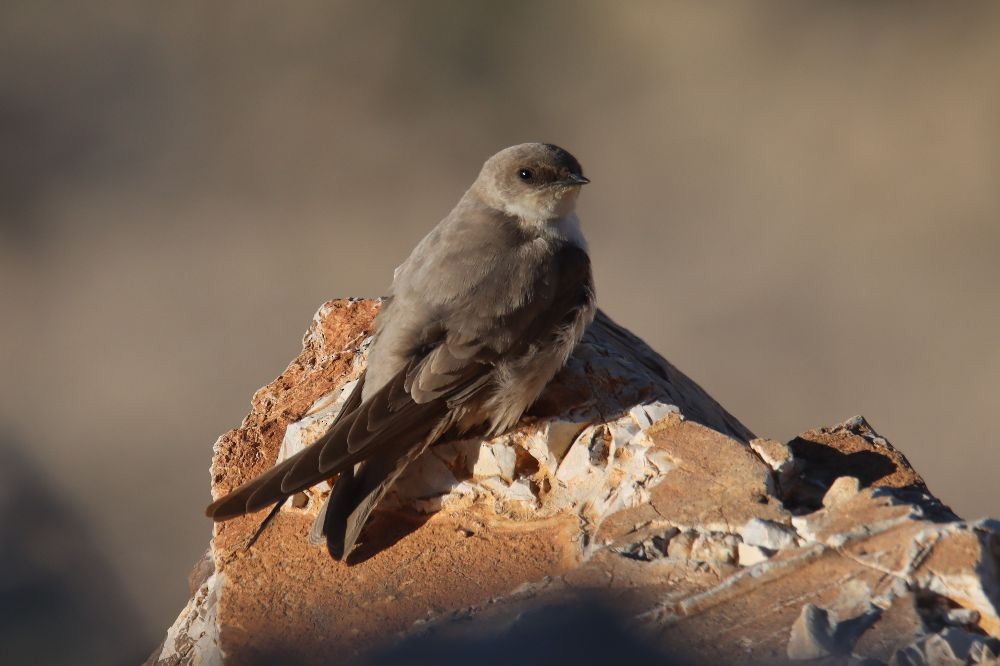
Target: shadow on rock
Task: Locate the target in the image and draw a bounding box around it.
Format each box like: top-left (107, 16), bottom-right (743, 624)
top-left (356, 596), bottom-right (696, 666)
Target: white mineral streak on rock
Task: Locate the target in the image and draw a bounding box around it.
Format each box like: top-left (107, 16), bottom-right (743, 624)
top-left (491, 443), bottom-right (517, 483)
top-left (628, 404), bottom-right (654, 429)
top-left (554, 429), bottom-right (594, 483)
top-left (534, 419), bottom-right (589, 463)
top-left (480, 477), bottom-right (537, 506)
top-left (639, 401), bottom-right (680, 424)
top-left (154, 569), bottom-right (224, 666)
top-left (390, 451), bottom-right (458, 500)
top-left (740, 518), bottom-right (798, 551)
top-left (470, 444), bottom-right (502, 478)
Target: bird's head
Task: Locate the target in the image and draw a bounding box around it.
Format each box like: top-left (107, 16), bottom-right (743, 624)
top-left (474, 143), bottom-right (589, 221)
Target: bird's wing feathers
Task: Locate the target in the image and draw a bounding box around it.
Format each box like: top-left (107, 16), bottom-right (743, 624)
top-left (206, 243), bottom-right (592, 539)
top-left (205, 337), bottom-right (488, 521)
top-left (206, 358), bottom-right (459, 521)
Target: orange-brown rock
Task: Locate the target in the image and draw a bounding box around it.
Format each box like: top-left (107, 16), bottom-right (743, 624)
top-left (150, 299), bottom-right (1000, 666)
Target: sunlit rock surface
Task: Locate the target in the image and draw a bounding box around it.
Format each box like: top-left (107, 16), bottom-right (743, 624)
top-left (150, 299), bottom-right (1000, 666)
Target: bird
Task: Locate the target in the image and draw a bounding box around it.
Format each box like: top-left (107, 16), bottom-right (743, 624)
top-left (206, 143), bottom-right (596, 561)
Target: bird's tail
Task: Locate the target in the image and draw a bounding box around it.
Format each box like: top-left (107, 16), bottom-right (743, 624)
top-left (315, 435), bottom-right (434, 560)
top-left (204, 431), bottom-right (345, 522)
top-left (206, 363), bottom-right (457, 560)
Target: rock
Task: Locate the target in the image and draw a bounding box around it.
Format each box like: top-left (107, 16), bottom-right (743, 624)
top-left (946, 608), bottom-right (982, 627)
top-left (751, 437), bottom-right (802, 492)
top-left (665, 529), bottom-right (740, 565)
top-left (823, 475), bottom-right (863, 508)
top-left (740, 518), bottom-right (798, 551)
top-left (750, 438), bottom-right (795, 470)
top-left (150, 299), bottom-right (1000, 665)
top-left (786, 603), bottom-right (881, 660)
top-left (738, 542), bottom-right (772, 567)
top-left (852, 593), bottom-right (926, 662)
top-left (787, 603), bottom-right (840, 659)
top-left (890, 628), bottom-right (1000, 665)
top-left (781, 415), bottom-right (935, 514)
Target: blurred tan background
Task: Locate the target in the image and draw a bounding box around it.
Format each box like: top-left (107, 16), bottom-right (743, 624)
top-left (2, 1), bottom-right (998, 662)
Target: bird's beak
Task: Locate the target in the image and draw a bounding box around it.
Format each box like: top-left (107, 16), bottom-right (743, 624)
top-left (563, 173), bottom-right (590, 186)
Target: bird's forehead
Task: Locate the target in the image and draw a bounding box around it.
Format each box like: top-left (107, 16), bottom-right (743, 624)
top-left (540, 143), bottom-right (583, 173)
top-left (491, 143), bottom-right (582, 172)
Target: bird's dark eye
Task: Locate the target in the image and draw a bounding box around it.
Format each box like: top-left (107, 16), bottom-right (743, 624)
top-left (518, 168), bottom-right (534, 181)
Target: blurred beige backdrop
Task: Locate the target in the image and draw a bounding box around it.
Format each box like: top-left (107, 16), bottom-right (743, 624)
top-left (2, 1), bottom-right (998, 662)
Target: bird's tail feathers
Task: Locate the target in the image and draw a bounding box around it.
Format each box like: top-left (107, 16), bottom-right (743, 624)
top-left (323, 440), bottom-right (430, 560)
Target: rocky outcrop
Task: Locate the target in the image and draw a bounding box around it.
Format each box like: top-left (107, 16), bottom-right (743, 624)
top-left (150, 299), bottom-right (1000, 665)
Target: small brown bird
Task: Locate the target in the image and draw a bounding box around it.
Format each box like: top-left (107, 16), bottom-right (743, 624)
top-left (206, 143), bottom-right (596, 560)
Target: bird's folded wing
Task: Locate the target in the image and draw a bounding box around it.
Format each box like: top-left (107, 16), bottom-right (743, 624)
top-left (205, 243), bottom-right (593, 522)
top-left (205, 350), bottom-right (482, 521)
